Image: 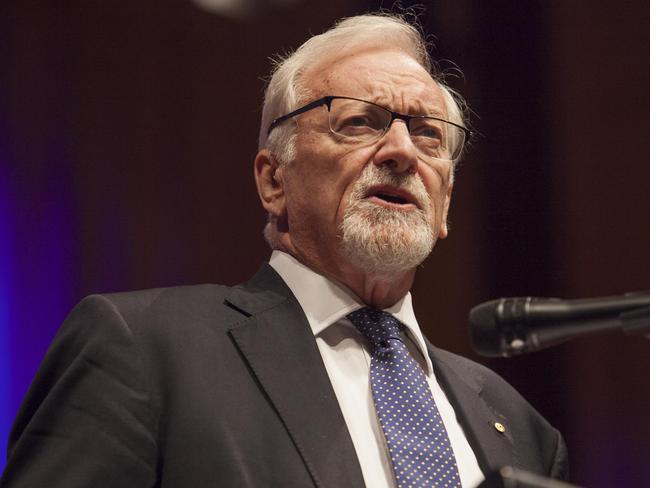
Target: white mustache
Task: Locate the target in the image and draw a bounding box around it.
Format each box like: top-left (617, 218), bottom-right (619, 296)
top-left (349, 164), bottom-right (431, 212)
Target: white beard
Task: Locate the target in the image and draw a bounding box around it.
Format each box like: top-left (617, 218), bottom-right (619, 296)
top-left (340, 165), bottom-right (436, 276)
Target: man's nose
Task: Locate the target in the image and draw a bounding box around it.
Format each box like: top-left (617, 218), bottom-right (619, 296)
top-left (372, 120), bottom-right (419, 174)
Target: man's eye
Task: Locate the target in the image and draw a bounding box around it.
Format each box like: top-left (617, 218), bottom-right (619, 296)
top-left (333, 112), bottom-right (384, 136)
top-left (343, 116), bottom-right (371, 127)
top-left (341, 115), bottom-right (376, 127)
top-left (412, 125), bottom-right (443, 140)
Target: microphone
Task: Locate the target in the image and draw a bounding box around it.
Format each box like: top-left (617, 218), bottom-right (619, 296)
top-left (469, 291), bottom-right (650, 357)
top-left (477, 466), bottom-right (581, 487)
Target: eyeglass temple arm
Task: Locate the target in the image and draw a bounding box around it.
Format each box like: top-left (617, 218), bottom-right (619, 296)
top-left (267, 96), bottom-right (333, 135)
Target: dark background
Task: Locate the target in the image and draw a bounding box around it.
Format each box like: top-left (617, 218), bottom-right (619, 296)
top-left (1, 1), bottom-right (648, 486)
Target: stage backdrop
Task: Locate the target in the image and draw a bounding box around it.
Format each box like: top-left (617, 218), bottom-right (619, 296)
top-left (1, 1), bottom-right (648, 486)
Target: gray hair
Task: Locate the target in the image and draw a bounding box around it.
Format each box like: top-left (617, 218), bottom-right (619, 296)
top-left (258, 13), bottom-right (468, 165)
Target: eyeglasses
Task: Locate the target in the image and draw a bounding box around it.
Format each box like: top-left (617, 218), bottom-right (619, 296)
top-left (267, 95), bottom-right (470, 162)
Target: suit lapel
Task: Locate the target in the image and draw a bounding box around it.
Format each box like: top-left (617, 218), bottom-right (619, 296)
top-left (427, 343), bottom-right (515, 475)
top-left (225, 265), bottom-right (365, 488)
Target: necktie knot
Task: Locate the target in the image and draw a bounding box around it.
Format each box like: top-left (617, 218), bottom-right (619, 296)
top-left (347, 307), bottom-right (402, 351)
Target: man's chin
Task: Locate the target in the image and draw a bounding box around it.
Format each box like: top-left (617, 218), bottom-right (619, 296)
top-left (340, 221), bottom-right (434, 277)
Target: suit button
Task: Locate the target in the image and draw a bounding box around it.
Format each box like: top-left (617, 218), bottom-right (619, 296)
top-left (494, 422), bottom-right (506, 433)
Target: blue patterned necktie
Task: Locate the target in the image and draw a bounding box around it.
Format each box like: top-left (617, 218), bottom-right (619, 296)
top-left (347, 307), bottom-right (462, 488)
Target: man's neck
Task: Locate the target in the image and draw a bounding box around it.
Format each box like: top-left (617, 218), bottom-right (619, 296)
top-left (274, 244), bottom-right (415, 309)
top-left (339, 266), bottom-right (416, 309)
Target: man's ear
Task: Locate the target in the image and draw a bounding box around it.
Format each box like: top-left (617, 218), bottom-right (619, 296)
top-left (439, 182), bottom-right (453, 239)
top-left (254, 149), bottom-right (286, 218)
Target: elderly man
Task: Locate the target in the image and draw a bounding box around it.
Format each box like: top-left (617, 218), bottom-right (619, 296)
top-left (2, 13), bottom-right (567, 488)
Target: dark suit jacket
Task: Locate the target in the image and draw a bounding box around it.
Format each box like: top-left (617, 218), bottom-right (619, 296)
top-left (1, 264), bottom-right (567, 487)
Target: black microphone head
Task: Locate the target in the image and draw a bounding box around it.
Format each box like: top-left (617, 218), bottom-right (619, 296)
top-left (469, 299), bottom-right (504, 357)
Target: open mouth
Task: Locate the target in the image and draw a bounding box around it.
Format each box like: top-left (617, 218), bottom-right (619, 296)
top-left (365, 186), bottom-right (418, 209)
top-left (374, 193), bottom-right (409, 205)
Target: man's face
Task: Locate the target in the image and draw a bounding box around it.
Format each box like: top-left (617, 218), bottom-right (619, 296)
top-left (276, 48), bottom-right (454, 279)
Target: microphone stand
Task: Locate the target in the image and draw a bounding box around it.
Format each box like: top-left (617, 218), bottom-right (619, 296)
top-left (477, 466), bottom-right (581, 488)
top-left (621, 305), bottom-right (650, 338)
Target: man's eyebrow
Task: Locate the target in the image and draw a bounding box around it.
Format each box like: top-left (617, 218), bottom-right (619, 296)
top-left (368, 96), bottom-right (446, 117)
top-left (406, 105), bottom-right (448, 118)
top-left (420, 107), bottom-right (446, 118)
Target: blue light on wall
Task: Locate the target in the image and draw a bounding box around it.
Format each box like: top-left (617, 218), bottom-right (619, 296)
top-left (0, 163), bottom-right (13, 469)
top-left (0, 138), bottom-right (78, 472)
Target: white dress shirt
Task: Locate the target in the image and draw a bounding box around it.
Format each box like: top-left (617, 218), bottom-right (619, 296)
top-left (269, 251), bottom-right (485, 488)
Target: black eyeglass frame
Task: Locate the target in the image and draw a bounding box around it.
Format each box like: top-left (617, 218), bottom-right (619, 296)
top-left (267, 95), bottom-right (471, 158)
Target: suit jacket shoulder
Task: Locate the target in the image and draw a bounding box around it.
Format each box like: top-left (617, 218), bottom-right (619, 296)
top-left (2, 268), bottom-right (365, 488)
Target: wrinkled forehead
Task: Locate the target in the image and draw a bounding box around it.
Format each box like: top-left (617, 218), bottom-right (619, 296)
top-left (301, 47), bottom-right (447, 118)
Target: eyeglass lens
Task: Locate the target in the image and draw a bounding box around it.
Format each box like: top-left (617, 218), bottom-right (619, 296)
top-left (327, 98), bottom-right (464, 161)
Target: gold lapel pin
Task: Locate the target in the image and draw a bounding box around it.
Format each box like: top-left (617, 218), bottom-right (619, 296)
top-left (494, 422), bottom-right (506, 433)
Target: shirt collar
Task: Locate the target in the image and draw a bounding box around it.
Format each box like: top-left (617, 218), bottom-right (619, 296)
top-left (269, 250), bottom-right (434, 375)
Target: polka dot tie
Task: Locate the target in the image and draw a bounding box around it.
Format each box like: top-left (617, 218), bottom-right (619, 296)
top-left (347, 307), bottom-right (462, 488)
